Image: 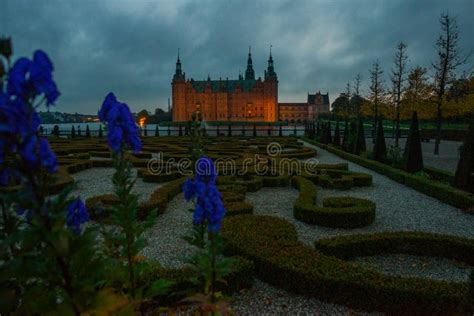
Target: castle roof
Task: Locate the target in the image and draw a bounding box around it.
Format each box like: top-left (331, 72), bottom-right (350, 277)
top-left (278, 103), bottom-right (308, 107)
top-left (308, 92), bottom-right (329, 105)
top-left (190, 79), bottom-right (258, 93)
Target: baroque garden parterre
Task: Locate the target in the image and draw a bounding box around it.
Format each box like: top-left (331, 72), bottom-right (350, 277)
top-left (3, 131), bottom-right (474, 314)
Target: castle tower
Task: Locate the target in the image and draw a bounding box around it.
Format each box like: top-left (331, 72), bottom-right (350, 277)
top-left (245, 46), bottom-right (255, 80)
top-left (172, 50), bottom-right (186, 121)
top-left (264, 46), bottom-right (278, 121)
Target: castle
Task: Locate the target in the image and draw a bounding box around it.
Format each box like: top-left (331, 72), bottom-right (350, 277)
top-left (171, 49), bottom-right (329, 123)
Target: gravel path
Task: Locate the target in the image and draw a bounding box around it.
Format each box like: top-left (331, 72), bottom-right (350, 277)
top-left (72, 143), bottom-right (474, 314)
top-left (352, 254), bottom-right (471, 283)
top-left (231, 279), bottom-right (379, 316)
top-left (297, 140), bottom-right (474, 241)
top-left (140, 193), bottom-right (196, 269)
top-left (72, 167), bottom-right (158, 203)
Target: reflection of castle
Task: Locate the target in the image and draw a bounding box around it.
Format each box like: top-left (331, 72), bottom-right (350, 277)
top-left (171, 49), bottom-right (329, 122)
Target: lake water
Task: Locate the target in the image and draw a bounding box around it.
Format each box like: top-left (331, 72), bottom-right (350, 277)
top-left (40, 123), bottom-right (307, 137)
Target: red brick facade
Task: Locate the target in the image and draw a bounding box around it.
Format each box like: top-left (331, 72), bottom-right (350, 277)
top-left (172, 51), bottom-right (329, 122)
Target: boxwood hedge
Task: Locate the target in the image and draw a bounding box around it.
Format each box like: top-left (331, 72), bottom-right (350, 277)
top-left (222, 215), bottom-right (472, 314)
top-left (302, 137), bottom-right (474, 210)
top-left (292, 176), bottom-right (376, 228)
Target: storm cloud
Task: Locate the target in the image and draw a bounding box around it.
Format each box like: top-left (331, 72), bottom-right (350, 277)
top-left (1, 0), bottom-right (473, 114)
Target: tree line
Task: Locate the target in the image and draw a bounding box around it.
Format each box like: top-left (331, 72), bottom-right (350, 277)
top-left (331, 13), bottom-right (472, 154)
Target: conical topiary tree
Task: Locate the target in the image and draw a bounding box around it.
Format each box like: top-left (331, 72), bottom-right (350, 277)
top-left (77, 126), bottom-right (81, 137)
top-left (348, 120), bottom-right (358, 153)
top-left (71, 125), bottom-right (76, 139)
top-left (353, 119), bottom-right (366, 155)
top-left (228, 124), bottom-right (232, 137)
top-left (403, 111), bottom-right (423, 173)
top-left (267, 125), bottom-right (271, 136)
top-left (216, 125), bottom-right (220, 136)
top-left (372, 118), bottom-right (387, 162)
top-left (85, 125), bottom-right (91, 138)
top-left (98, 125), bottom-right (103, 138)
top-left (316, 122), bottom-right (321, 140)
top-left (144, 125), bottom-right (148, 136)
top-left (178, 125), bottom-right (183, 136)
top-left (185, 122), bottom-right (190, 136)
top-left (155, 124), bottom-right (160, 137)
top-left (454, 116), bottom-right (474, 193)
top-left (53, 125), bottom-right (60, 137)
top-left (326, 122), bottom-right (332, 144)
top-left (242, 125), bottom-right (245, 136)
top-left (333, 121), bottom-right (341, 147)
top-left (341, 120), bottom-right (349, 151)
top-left (279, 125), bottom-right (283, 137)
top-left (294, 125), bottom-right (297, 136)
top-left (253, 124), bottom-right (257, 137)
top-left (167, 126), bottom-right (171, 136)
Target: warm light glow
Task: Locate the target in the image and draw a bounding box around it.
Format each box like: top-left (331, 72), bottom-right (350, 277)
top-left (139, 117), bottom-right (146, 128)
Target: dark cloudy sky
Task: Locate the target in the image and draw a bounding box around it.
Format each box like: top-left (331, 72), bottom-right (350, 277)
top-left (2, 0), bottom-right (473, 114)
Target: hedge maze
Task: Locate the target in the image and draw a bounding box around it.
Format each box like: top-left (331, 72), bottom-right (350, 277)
top-left (10, 136), bottom-right (472, 314)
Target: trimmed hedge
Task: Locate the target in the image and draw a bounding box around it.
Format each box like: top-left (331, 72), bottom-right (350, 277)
top-left (261, 174), bottom-right (290, 187)
top-left (302, 137), bottom-right (474, 210)
top-left (222, 215), bottom-right (472, 314)
top-left (224, 201), bottom-right (254, 216)
top-left (292, 176), bottom-right (376, 228)
top-left (140, 170), bottom-right (182, 183)
top-left (314, 232), bottom-right (474, 265)
top-left (87, 177), bottom-right (186, 222)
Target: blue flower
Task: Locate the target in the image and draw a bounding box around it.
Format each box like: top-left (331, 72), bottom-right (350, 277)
top-left (183, 157), bottom-right (226, 232)
top-left (6, 50), bottom-right (60, 105)
top-left (98, 93), bottom-right (141, 153)
top-left (7, 58), bottom-right (31, 97)
top-left (66, 199), bottom-right (89, 235)
top-left (195, 157), bottom-right (217, 184)
top-left (39, 138), bottom-right (58, 173)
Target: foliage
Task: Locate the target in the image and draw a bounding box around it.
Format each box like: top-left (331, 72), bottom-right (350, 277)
top-left (292, 177), bottom-right (376, 228)
top-left (372, 117), bottom-right (387, 162)
top-left (182, 157), bottom-right (236, 313)
top-left (98, 93), bottom-right (172, 305)
top-left (403, 111), bottom-right (424, 173)
top-left (341, 120), bottom-right (349, 150)
top-left (387, 144), bottom-right (403, 168)
top-left (222, 215), bottom-right (472, 314)
top-left (454, 115), bottom-right (474, 193)
top-left (333, 121), bottom-right (341, 147)
top-left (401, 66), bottom-right (434, 120)
top-left (0, 48), bottom-right (121, 314)
top-left (304, 137), bottom-right (474, 209)
top-left (85, 124), bottom-right (91, 138)
top-left (353, 119), bottom-right (366, 155)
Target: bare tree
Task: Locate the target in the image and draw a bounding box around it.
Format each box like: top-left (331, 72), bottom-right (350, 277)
top-left (345, 82), bottom-right (351, 98)
top-left (369, 61), bottom-right (384, 141)
top-left (391, 42), bottom-right (408, 147)
top-left (352, 73), bottom-right (362, 119)
top-left (432, 13), bottom-right (468, 155)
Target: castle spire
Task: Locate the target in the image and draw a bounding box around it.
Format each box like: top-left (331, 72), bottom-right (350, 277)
top-left (265, 44), bottom-right (277, 82)
top-left (173, 48), bottom-right (185, 81)
top-left (245, 45), bottom-right (255, 80)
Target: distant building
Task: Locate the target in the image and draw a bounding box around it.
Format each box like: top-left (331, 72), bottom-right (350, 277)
top-left (279, 92), bottom-right (330, 123)
top-left (171, 49), bottom-right (329, 122)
